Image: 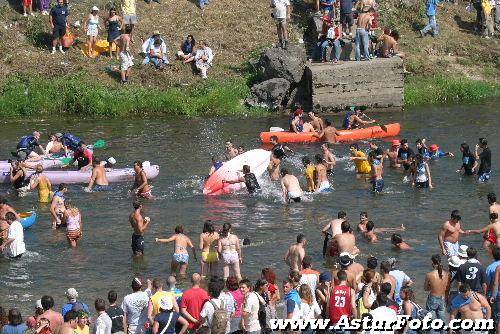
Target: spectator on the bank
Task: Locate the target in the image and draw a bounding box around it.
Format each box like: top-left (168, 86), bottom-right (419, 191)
top-left (271, 0), bottom-right (291, 49)
top-left (119, 25), bottom-right (133, 84)
top-left (143, 35), bottom-right (169, 69)
top-left (472, 0), bottom-right (485, 33)
top-left (177, 35), bottom-right (196, 63)
top-left (1, 309), bottom-right (27, 334)
top-left (355, 9), bottom-right (372, 61)
top-left (315, 0), bottom-right (335, 16)
top-left (37, 297), bottom-right (63, 333)
top-left (84, 6), bottom-right (101, 58)
top-left (226, 277), bottom-right (243, 333)
top-left (181, 273), bottom-right (210, 330)
top-left (61, 289), bottom-right (90, 318)
top-left (152, 297), bottom-right (188, 334)
top-left (494, 0), bottom-right (500, 31)
top-left (378, 29), bottom-right (404, 58)
top-left (105, 8), bottom-right (122, 59)
top-left (199, 278), bottom-right (233, 333)
top-left (22, 0), bottom-right (34, 17)
top-left (198, 0), bottom-right (210, 10)
top-left (312, 15), bottom-right (331, 61)
top-left (121, 278), bottom-right (150, 334)
top-left (94, 299), bottom-right (112, 334)
top-left (121, 0), bottom-right (137, 42)
top-left (339, 0), bottom-right (354, 37)
top-left (420, 0), bottom-right (442, 37)
top-left (482, 0), bottom-right (495, 37)
top-left (194, 41), bottom-right (213, 79)
top-left (322, 21), bottom-right (342, 63)
top-left (39, 0), bottom-right (51, 15)
top-left (49, 0), bottom-right (70, 54)
top-left (105, 291), bottom-right (125, 334)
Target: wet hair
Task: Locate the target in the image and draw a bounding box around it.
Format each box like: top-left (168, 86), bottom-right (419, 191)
top-left (380, 261), bottom-right (391, 274)
top-left (41, 296), bottom-right (54, 310)
top-left (302, 256), bottom-right (312, 268)
top-left (243, 238), bottom-right (250, 245)
top-left (488, 192), bottom-right (497, 204)
top-left (262, 267), bottom-right (276, 284)
top-left (134, 160), bottom-right (143, 168)
top-left (466, 247), bottom-right (477, 259)
top-left (222, 223), bottom-right (231, 237)
top-left (459, 283), bottom-right (471, 293)
top-left (297, 233), bottom-right (305, 243)
top-left (107, 291), bottom-right (117, 304)
top-left (360, 211), bottom-right (368, 219)
top-left (490, 212), bottom-right (498, 220)
top-left (460, 143), bottom-right (470, 154)
top-left (226, 276), bottom-right (239, 291)
top-left (5, 212), bottom-right (16, 222)
top-left (239, 278), bottom-right (252, 290)
top-left (366, 221), bottom-right (375, 232)
top-left (133, 201), bottom-right (141, 210)
top-left (58, 183), bottom-right (67, 191)
top-left (391, 233), bottom-right (402, 245)
top-left (203, 221), bottom-right (215, 233)
top-left (367, 256), bottom-right (378, 269)
top-left (380, 282), bottom-right (392, 295)
top-left (280, 168), bottom-right (289, 176)
top-left (175, 225), bottom-right (184, 234)
top-left (451, 210), bottom-right (461, 221)
top-left (8, 309), bottom-right (22, 326)
top-left (64, 310), bottom-right (78, 323)
top-left (401, 286), bottom-right (414, 301)
top-left (315, 154), bottom-right (323, 164)
top-left (92, 158), bottom-right (101, 167)
top-left (94, 298), bottom-right (106, 312)
top-left (415, 138), bottom-right (423, 145)
top-left (341, 221), bottom-right (351, 233)
top-left (414, 153), bottom-right (424, 164)
top-left (337, 270), bottom-right (347, 281)
top-left (338, 211), bottom-right (347, 219)
top-left (302, 156), bottom-right (311, 165)
top-left (270, 135), bottom-right (278, 142)
top-left (493, 247), bottom-right (500, 261)
top-left (255, 279), bottom-right (268, 291)
top-left (299, 284), bottom-right (314, 305)
top-left (242, 165), bottom-right (250, 173)
top-left (109, 7), bottom-right (116, 14)
top-left (479, 138), bottom-right (488, 146)
top-left (431, 254), bottom-right (443, 279)
top-left (208, 277), bottom-right (225, 298)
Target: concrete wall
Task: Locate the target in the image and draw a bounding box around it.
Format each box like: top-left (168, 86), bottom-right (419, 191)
top-left (307, 57), bottom-right (404, 112)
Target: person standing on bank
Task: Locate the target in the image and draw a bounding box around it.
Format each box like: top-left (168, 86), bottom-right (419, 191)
top-left (271, 0), bottom-right (291, 49)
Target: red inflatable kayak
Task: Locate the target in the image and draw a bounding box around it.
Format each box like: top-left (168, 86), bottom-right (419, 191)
top-left (260, 123), bottom-right (400, 143)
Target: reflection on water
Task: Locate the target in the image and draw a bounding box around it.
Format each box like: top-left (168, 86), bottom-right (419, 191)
top-left (0, 99), bottom-right (499, 311)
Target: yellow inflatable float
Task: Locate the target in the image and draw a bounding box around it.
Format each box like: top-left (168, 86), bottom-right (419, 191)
top-left (81, 40), bottom-right (118, 57)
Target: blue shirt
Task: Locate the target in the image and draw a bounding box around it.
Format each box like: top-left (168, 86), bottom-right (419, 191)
top-left (320, 0), bottom-right (335, 11)
top-left (50, 4), bottom-right (69, 27)
top-left (61, 301), bottom-right (90, 317)
top-left (426, 0), bottom-right (439, 16)
top-left (340, 0), bottom-right (353, 14)
top-left (1, 324), bottom-right (28, 334)
top-left (486, 261), bottom-right (500, 296)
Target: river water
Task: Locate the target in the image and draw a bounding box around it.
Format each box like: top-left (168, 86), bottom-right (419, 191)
top-left (0, 100), bottom-right (499, 312)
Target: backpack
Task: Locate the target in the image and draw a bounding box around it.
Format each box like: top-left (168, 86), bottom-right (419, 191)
top-left (209, 300), bottom-right (229, 334)
top-left (254, 293), bottom-right (271, 334)
top-left (355, 286), bottom-right (370, 318)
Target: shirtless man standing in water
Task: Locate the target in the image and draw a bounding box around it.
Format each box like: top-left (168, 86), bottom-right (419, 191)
top-left (0, 197), bottom-right (20, 221)
top-left (313, 119), bottom-right (341, 143)
top-left (438, 210), bottom-right (466, 257)
top-left (268, 155), bottom-right (281, 181)
top-left (385, 140), bottom-right (401, 168)
top-left (314, 155), bottom-right (331, 193)
top-left (307, 111), bottom-right (324, 131)
top-left (130, 201), bottom-right (151, 257)
top-left (331, 221), bottom-right (359, 257)
top-left (85, 159), bottom-right (109, 192)
top-left (131, 161), bottom-right (153, 199)
top-left (284, 234), bottom-right (306, 271)
top-left (321, 143), bottom-right (336, 174)
top-left (280, 168), bottom-right (303, 203)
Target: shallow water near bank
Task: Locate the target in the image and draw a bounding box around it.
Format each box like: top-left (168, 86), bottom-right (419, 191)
top-left (0, 99), bottom-right (499, 312)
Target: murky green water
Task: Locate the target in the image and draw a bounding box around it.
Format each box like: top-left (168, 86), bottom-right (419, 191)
top-left (0, 100), bottom-right (498, 312)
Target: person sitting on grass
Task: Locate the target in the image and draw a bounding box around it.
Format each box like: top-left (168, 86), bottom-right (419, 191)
top-left (194, 41), bottom-right (213, 79)
top-left (143, 35), bottom-right (169, 69)
top-left (177, 35), bottom-right (196, 63)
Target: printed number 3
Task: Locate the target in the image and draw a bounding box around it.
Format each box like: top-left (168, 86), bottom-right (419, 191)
top-left (466, 267), bottom-right (478, 280)
top-left (334, 296), bottom-right (345, 307)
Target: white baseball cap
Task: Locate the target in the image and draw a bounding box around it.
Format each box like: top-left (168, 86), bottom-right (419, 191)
top-left (159, 297), bottom-right (173, 311)
top-left (448, 255), bottom-right (465, 268)
top-left (457, 245), bottom-right (468, 258)
top-left (92, 5), bottom-right (99, 11)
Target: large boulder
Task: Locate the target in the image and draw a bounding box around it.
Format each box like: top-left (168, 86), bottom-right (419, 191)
top-left (246, 78), bottom-right (291, 109)
top-left (257, 44), bottom-right (307, 84)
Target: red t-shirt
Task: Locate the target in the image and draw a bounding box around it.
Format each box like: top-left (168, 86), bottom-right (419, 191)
top-left (73, 149), bottom-right (93, 166)
top-left (329, 285), bottom-right (352, 324)
top-left (181, 287), bottom-right (210, 329)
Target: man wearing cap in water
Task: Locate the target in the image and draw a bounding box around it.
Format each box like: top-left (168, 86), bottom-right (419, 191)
top-left (15, 131), bottom-right (46, 161)
top-left (438, 210), bottom-right (466, 258)
top-left (385, 140), bottom-right (401, 168)
top-left (428, 144), bottom-right (454, 160)
top-left (85, 158), bottom-right (110, 192)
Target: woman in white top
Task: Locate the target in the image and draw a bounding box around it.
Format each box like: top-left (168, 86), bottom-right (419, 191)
top-left (298, 285), bottom-right (321, 320)
top-left (411, 153), bottom-right (433, 189)
top-left (357, 269), bottom-right (378, 317)
top-left (84, 6), bottom-right (101, 57)
top-left (194, 41), bottom-right (213, 79)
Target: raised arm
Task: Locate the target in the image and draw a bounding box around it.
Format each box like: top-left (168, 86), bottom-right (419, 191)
top-left (155, 235), bottom-right (176, 244)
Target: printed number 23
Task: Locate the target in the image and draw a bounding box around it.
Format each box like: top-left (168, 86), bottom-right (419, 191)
top-left (466, 267), bottom-right (478, 280)
top-left (334, 296), bottom-right (346, 307)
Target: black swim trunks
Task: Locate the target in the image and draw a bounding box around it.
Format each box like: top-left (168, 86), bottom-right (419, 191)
top-left (131, 233), bottom-right (144, 254)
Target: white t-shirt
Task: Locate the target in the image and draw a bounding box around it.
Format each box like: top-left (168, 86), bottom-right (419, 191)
top-left (389, 270), bottom-right (411, 301)
top-left (299, 273), bottom-right (319, 301)
top-left (243, 293), bottom-right (261, 332)
top-left (200, 298), bottom-right (231, 334)
top-left (121, 291), bottom-right (150, 326)
top-left (299, 301), bottom-right (321, 319)
top-left (94, 312), bottom-right (112, 334)
top-left (150, 42), bottom-right (167, 56)
top-left (272, 0), bottom-right (290, 19)
top-left (4, 221), bottom-right (25, 257)
top-left (366, 306), bottom-right (397, 334)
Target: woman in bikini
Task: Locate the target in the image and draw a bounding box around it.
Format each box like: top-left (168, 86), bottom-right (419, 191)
top-left (65, 201), bottom-right (82, 248)
top-left (218, 223), bottom-right (242, 281)
top-left (156, 225), bottom-right (197, 278)
top-left (199, 221), bottom-right (219, 278)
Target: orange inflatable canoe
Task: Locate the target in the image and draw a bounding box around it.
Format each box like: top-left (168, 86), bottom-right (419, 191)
top-left (260, 123), bottom-right (400, 143)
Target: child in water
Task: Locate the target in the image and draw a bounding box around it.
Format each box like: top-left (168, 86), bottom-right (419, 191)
top-left (391, 233), bottom-right (412, 250)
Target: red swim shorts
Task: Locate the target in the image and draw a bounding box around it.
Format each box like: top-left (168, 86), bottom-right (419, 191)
top-left (23, 0), bottom-right (32, 7)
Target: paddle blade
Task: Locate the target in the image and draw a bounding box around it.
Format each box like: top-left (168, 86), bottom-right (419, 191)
top-left (92, 139), bottom-right (106, 149)
top-left (380, 124), bottom-right (388, 132)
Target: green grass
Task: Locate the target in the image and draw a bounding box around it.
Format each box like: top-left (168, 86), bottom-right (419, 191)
top-left (404, 75), bottom-right (499, 106)
top-left (0, 73), bottom-right (267, 117)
